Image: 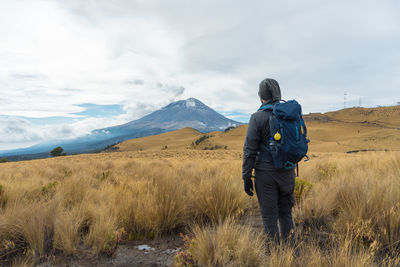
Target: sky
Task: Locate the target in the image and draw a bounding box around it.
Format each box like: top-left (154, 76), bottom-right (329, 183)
top-left (1, 0), bottom-right (400, 150)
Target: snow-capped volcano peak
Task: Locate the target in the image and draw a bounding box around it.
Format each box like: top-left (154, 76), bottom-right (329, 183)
top-left (185, 98), bottom-right (196, 108)
top-left (106, 97), bottom-right (242, 132)
top-left (164, 97), bottom-right (205, 110)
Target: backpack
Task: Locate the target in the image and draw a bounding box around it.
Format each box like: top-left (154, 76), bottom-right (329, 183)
top-left (258, 100), bottom-right (310, 171)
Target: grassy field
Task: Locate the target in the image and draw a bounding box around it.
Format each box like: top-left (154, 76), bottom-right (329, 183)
top-left (0, 149), bottom-right (399, 266)
top-left (1, 106), bottom-right (400, 266)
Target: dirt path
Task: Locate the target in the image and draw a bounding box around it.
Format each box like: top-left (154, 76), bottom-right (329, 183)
top-left (240, 208), bottom-right (264, 231)
top-left (38, 235), bottom-right (184, 267)
top-left (38, 211), bottom-right (264, 267)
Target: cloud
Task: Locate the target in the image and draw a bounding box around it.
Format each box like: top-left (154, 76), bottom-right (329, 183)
top-left (0, 116), bottom-right (62, 150)
top-left (63, 88), bottom-right (81, 92)
top-left (124, 79), bottom-right (145, 85)
top-left (172, 86), bottom-right (185, 98)
top-left (72, 103), bottom-right (125, 117)
top-left (10, 73), bottom-right (47, 80)
top-left (158, 84), bottom-right (185, 101)
top-left (1, 0), bottom-right (400, 149)
top-left (0, 113), bottom-right (134, 150)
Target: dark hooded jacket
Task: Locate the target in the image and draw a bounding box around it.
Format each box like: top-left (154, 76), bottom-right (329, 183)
top-left (242, 79), bottom-right (282, 179)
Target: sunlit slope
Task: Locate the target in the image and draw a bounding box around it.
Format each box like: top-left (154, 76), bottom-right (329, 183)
top-left (192, 125), bottom-right (247, 151)
top-left (114, 127), bottom-right (202, 151)
top-left (113, 125), bottom-right (249, 152)
top-left (113, 106), bottom-right (400, 153)
top-left (195, 123), bottom-right (400, 153)
top-left (323, 105), bottom-right (400, 128)
top-left (305, 106), bottom-right (400, 152)
top-left (305, 120), bottom-right (400, 152)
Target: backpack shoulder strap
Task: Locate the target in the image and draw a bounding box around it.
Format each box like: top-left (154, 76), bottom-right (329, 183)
top-left (257, 104), bottom-right (274, 112)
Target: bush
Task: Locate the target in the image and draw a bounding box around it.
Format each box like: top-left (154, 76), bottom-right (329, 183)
top-left (50, 147), bottom-right (66, 157)
top-left (194, 135), bottom-right (212, 146)
top-left (0, 158), bottom-right (9, 163)
top-left (202, 145), bottom-right (228, 150)
top-left (224, 126), bottom-right (235, 132)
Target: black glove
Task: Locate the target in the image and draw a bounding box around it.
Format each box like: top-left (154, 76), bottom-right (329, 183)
top-left (243, 177), bottom-right (254, 196)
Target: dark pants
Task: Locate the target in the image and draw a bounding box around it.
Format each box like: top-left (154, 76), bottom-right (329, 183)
top-left (255, 169), bottom-right (295, 242)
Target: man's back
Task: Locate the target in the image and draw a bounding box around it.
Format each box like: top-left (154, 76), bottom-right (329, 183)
top-left (242, 78), bottom-right (295, 242)
top-left (242, 104), bottom-right (275, 175)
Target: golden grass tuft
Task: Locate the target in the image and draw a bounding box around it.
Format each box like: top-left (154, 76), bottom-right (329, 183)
top-left (188, 219), bottom-right (267, 267)
top-left (53, 206), bottom-right (85, 254)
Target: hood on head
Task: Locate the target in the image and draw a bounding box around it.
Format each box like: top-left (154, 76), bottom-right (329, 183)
top-left (258, 78), bottom-right (281, 104)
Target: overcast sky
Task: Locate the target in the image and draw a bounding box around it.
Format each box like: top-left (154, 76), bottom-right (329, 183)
top-left (1, 0), bottom-right (400, 150)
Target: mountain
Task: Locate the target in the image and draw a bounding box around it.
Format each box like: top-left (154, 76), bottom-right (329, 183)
top-left (0, 98), bottom-right (242, 160)
top-left (98, 98), bottom-right (240, 136)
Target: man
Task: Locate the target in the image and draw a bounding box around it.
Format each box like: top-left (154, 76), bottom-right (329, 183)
top-left (242, 78), bottom-right (295, 242)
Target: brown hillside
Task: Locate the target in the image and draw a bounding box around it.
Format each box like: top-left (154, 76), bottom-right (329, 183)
top-left (305, 106), bottom-right (400, 128)
top-left (303, 106), bottom-right (400, 152)
top-left (114, 127), bottom-right (202, 152)
top-left (193, 125), bottom-right (247, 151)
top-left (113, 106), bottom-right (400, 153)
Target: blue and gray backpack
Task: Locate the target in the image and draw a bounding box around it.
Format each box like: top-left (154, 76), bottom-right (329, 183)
top-left (258, 100), bottom-right (310, 172)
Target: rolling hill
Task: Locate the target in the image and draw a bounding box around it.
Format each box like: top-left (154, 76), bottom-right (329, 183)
top-left (111, 106), bottom-right (400, 153)
top-left (112, 127), bottom-right (202, 152)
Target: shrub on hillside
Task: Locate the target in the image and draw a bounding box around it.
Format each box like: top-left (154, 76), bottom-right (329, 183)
top-left (202, 145), bottom-right (228, 150)
top-left (0, 158), bottom-right (9, 163)
top-left (50, 146), bottom-right (67, 157)
top-left (193, 135), bottom-right (212, 146)
top-left (224, 126), bottom-right (236, 132)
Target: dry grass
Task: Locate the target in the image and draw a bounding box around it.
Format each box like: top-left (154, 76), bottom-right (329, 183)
top-left (115, 127), bottom-right (202, 152)
top-left (178, 218), bottom-right (399, 267)
top-left (0, 152), bottom-right (252, 265)
top-left (295, 153), bottom-right (400, 246)
top-left (176, 151), bottom-right (400, 266)
top-left (0, 150), bottom-right (399, 266)
top-left (187, 219), bottom-right (268, 267)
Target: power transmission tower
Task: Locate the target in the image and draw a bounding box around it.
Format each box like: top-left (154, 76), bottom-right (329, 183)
top-left (359, 96), bottom-right (362, 107)
top-left (344, 91), bottom-right (347, 109)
